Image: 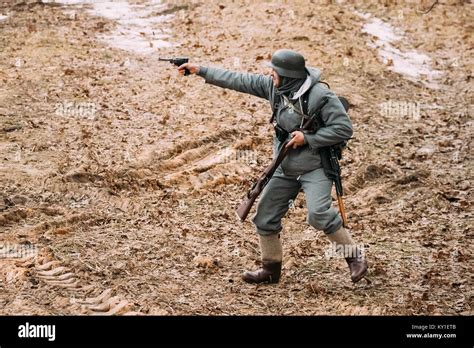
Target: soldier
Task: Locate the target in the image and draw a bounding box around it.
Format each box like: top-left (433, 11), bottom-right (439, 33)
top-left (178, 49), bottom-right (368, 284)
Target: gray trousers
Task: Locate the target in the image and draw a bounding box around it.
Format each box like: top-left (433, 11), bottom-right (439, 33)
top-left (252, 166), bottom-right (342, 236)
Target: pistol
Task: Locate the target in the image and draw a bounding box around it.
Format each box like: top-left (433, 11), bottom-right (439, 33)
top-left (159, 57), bottom-right (190, 76)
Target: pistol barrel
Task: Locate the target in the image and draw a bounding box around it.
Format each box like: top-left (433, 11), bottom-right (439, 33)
top-left (159, 57), bottom-right (190, 75)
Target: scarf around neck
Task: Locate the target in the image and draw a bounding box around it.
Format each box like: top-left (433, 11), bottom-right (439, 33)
top-left (275, 75), bottom-right (307, 97)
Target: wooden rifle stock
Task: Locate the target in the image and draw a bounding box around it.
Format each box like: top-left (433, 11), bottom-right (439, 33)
top-left (236, 143), bottom-right (289, 222)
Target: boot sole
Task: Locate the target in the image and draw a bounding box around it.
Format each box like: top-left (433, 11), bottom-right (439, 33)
top-left (351, 268), bottom-right (368, 283)
top-left (241, 275), bottom-right (280, 284)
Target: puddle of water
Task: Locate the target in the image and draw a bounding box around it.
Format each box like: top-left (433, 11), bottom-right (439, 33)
top-left (362, 17), bottom-right (402, 42)
top-left (372, 44), bottom-right (442, 81)
top-left (48, 0), bottom-right (174, 54)
top-left (356, 11), bottom-right (443, 88)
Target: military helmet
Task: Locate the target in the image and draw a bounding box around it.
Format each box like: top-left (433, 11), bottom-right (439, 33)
top-left (267, 49), bottom-right (307, 79)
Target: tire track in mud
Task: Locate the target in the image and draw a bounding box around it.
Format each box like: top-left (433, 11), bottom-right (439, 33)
top-left (53, 128), bottom-right (260, 194)
top-left (2, 252), bottom-right (138, 315)
top-left (1, 128), bottom-right (264, 315)
top-left (0, 203), bottom-right (138, 315)
top-left (343, 160), bottom-right (432, 211)
top-left (141, 128), bottom-right (264, 193)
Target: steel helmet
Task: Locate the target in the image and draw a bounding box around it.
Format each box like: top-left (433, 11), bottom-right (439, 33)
top-left (267, 49), bottom-right (307, 79)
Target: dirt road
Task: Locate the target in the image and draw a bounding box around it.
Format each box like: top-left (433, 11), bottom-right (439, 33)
top-left (0, 0), bottom-right (472, 315)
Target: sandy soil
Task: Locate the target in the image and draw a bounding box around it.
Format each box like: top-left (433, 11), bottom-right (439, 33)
top-left (0, 0), bottom-right (472, 315)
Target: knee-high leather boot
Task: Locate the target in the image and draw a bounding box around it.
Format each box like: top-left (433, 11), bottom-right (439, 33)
top-left (327, 227), bottom-right (368, 283)
top-left (242, 233), bottom-right (282, 284)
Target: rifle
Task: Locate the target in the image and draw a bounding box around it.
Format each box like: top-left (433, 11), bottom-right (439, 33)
top-left (236, 104), bottom-right (323, 222)
top-left (236, 141), bottom-right (289, 222)
top-left (159, 57), bottom-right (190, 76)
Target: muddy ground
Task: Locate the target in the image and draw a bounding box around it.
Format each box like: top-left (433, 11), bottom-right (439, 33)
top-left (0, 0), bottom-right (472, 315)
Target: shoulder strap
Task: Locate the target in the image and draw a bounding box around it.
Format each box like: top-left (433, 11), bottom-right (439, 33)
top-left (302, 84), bottom-right (326, 128)
top-left (302, 82), bottom-right (350, 125)
top-left (319, 81), bottom-right (331, 89)
top-left (269, 95), bottom-right (282, 124)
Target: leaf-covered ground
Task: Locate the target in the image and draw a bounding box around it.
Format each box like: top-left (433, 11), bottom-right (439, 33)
top-left (0, 0), bottom-right (472, 315)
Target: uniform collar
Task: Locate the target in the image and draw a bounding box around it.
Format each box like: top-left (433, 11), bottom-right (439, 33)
top-left (290, 75), bottom-right (311, 100)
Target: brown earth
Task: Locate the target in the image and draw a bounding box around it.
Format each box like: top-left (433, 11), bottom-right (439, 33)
top-left (0, 0), bottom-right (472, 315)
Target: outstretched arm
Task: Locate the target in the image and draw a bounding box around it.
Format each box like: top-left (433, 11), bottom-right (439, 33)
top-left (178, 63), bottom-right (273, 100)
